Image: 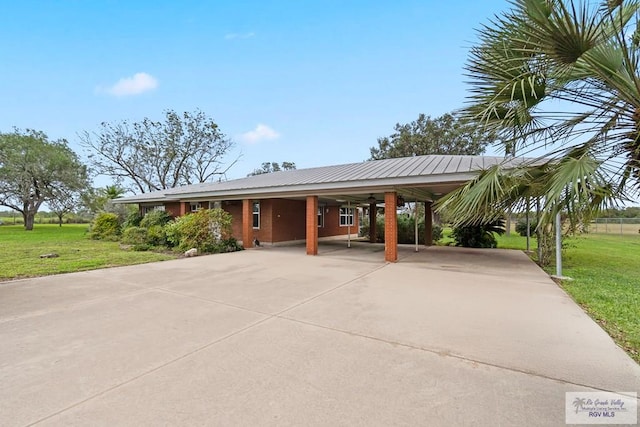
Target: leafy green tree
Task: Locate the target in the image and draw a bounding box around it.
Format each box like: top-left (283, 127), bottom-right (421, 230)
top-left (81, 110), bottom-right (236, 193)
top-left (248, 161), bottom-right (296, 176)
top-left (369, 113), bottom-right (495, 160)
top-left (48, 186), bottom-right (82, 227)
top-left (0, 129), bottom-right (88, 230)
top-left (443, 0), bottom-right (640, 229)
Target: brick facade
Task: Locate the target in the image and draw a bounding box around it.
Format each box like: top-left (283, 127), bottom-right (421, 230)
top-left (156, 198), bottom-right (361, 246)
top-left (306, 196), bottom-right (318, 255)
top-left (384, 192), bottom-right (398, 262)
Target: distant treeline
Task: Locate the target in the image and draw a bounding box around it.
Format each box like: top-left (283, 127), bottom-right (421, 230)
top-left (0, 210), bottom-right (92, 224)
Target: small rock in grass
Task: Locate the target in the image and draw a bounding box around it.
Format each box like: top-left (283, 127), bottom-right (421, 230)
top-left (40, 253), bottom-right (59, 259)
top-left (184, 248), bottom-right (198, 257)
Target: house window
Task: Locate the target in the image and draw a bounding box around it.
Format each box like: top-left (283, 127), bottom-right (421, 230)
top-left (142, 205), bottom-right (165, 215)
top-left (253, 201), bottom-right (260, 229)
top-left (190, 202), bottom-right (202, 212)
top-left (317, 206), bottom-right (324, 228)
top-left (339, 207), bottom-right (354, 226)
top-left (209, 201), bottom-right (221, 210)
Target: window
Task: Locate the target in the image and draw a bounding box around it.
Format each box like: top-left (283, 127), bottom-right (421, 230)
top-left (142, 205), bottom-right (165, 215)
top-left (190, 202), bottom-right (202, 212)
top-left (317, 206), bottom-right (324, 228)
top-left (209, 201), bottom-right (221, 210)
top-left (253, 201), bottom-right (260, 229)
top-left (339, 207), bottom-right (354, 226)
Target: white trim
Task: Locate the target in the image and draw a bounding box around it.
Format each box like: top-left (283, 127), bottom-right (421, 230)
top-left (339, 207), bottom-right (355, 227)
top-left (317, 206), bottom-right (324, 228)
top-left (252, 201), bottom-right (260, 229)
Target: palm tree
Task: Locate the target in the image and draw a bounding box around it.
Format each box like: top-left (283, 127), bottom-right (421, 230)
top-left (440, 0), bottom-right (640, 227)
top-left (102, 185), bottom-right (125, 200)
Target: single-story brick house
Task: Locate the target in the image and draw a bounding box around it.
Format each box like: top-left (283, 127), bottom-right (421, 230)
top-left (116, 155), bottom-right (529, 262)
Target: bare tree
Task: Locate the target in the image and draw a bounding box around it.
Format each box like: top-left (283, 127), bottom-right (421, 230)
top-left (81, 110), bottom-right (236, 193)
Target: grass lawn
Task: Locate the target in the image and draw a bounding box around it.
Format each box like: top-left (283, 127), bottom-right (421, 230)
top-left (0, 224), bottom-right (176, 281)
top-left (493, 231), bottom-right (640, 364)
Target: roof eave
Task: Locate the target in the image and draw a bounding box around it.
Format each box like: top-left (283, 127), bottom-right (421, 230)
top-left (167, 172), bottom-right (478, 200)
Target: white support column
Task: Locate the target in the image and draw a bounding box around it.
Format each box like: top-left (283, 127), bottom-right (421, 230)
top-left (414, 201), bottom-right (418, 252)
top-left (347, 200), bottom-right (351, 248)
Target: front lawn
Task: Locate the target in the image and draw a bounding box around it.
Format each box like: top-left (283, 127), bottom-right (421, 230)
top-left (0, 224), bottom-right (176, 281)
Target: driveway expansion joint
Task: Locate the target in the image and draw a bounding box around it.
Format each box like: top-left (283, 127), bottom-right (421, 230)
top-left (276, 315), bottom-right (635, 397)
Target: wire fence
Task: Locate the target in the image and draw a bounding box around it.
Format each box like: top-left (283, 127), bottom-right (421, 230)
top-left (589, 218), bottom-right (640, 236)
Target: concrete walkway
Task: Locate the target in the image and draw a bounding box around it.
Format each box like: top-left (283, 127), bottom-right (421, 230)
top-left (1, 245), bottom-right (638, 426)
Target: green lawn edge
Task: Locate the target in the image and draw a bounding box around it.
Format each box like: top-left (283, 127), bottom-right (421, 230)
top-left (0, 224), bottom-right (176, 281)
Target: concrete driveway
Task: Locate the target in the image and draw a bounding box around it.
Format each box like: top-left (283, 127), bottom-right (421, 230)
top-left (1, 244), bottom-right (638, 426)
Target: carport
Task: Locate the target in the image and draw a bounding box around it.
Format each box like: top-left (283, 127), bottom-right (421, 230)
top-left (117, 155), bottom-right (535, 262)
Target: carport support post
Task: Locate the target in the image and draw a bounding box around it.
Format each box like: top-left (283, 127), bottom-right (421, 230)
top-left (306, 196), bottom-right (318, 255)
top-left (369, 203), bottom-right (377, 243)
top-left (384, 192), bottom-right (398, 262)
top-left (424, 201), bottom-right (433, 246)
top-left (242, 199), bottom-right (253, 248)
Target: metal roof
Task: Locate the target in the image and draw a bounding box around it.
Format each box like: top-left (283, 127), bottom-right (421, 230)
top-left (116, 155), bottom-right (534, 204)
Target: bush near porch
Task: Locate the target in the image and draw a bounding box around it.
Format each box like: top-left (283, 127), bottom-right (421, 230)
top-left (360, 215), bottom-right (443, 244)
top-left (92, 208), bottom-right (243, 254)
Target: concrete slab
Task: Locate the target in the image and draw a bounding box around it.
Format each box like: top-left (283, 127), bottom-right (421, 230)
top-left (285, 247), bottom-right (640, 392)
top-left (157, 249), bottom-right (381, 314)
top-left (37, 318), bottom-right (595, 427)
top-left (0, 288), bottom-right (265, 426)
top-left (0, 245), bottom-right (638, 426)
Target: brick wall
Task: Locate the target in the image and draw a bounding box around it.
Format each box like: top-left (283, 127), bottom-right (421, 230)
top-left (319, 204), bottom-right (359, 238)
top-left (271, 199), bottom-right (306, 242)
top-left (164, 202), bottom-right (182, 218)
top-left (224, 201), bottom-right (243, 240)
top-left (161, 198), bottom-right (360, 244)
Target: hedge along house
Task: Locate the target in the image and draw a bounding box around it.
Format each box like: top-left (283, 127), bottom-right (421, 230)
top-left (115, 155), bottom-right (530, 262)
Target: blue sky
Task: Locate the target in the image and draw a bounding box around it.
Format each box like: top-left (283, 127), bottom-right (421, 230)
top-left (1, 0), bottom-right (508, 184)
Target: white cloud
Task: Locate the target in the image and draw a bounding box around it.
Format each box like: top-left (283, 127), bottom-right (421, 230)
top-left (98, 72), bottom-right (158, 97)
top-left (224, 32), bottom-right (255, 40)
top-left (240, 124), bottom-right (280, 144)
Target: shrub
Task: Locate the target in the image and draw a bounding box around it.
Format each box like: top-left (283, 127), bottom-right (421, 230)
top-left (432, 224), bottom-right (443, 242)
top-left (121, 226), bottom-right (148, 245)
top-left (140, 210), bottom-right (171, 228)
top-left (89, 212), bottom-right (121, 240)
top-left (360, 216), bottom-right (442, 244)
top-left (515, 218), bottom-right (538, 237)
top-left (146, 225), bottom-right (168, 247)
top-left (123, 210), bottom-right (143, 228)
top-left (451, 219), bottom-right (505, 248)
top-left (166, 208), bottom-right (238, 253)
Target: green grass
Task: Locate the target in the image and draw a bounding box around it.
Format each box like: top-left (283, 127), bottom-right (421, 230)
top-left (0, 224), bottom-right (176, 281)
top-left (493, 231), bottom-right (640, 364)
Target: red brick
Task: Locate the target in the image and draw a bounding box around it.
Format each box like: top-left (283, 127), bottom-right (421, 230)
top-left (306, 196), bottom-right (318, 255)
top-left (384, 192), bottom-right (398, 262)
